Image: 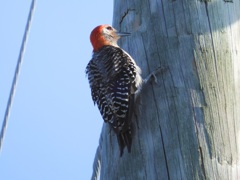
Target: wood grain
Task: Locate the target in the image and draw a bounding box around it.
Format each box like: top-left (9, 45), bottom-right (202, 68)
top-left (92, 0), bottom-right (240, 179)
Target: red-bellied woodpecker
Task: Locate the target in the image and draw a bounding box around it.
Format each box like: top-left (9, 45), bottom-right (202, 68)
top-left (86, 25), bottom-right (142, 156)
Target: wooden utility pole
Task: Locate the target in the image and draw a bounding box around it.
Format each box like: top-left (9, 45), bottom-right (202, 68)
top-left (92, 0), bottom-right (240, 179)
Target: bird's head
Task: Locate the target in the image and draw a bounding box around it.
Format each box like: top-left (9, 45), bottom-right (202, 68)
top-left (90, 25), bottom-right (130, 52)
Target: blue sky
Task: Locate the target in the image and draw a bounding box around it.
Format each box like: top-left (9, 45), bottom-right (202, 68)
top-left (0, 1), bottom-right (113, 179)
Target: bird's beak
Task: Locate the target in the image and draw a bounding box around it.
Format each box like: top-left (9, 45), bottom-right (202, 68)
top-left (117, 32), bottom-right (131, 37)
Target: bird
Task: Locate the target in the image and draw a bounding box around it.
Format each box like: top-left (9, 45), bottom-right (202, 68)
top-left (86, 25), bottom-right (142, 156)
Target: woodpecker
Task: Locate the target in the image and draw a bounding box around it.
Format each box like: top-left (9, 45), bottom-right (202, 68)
top-left (86, 25), bottom-right (142, 156)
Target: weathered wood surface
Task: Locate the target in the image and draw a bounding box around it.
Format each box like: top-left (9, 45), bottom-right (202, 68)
top-left (91, 0), bottom-right (240, 179)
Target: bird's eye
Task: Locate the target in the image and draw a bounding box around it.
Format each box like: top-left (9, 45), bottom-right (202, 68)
top-left (106, 26), bottom-right (113, 30)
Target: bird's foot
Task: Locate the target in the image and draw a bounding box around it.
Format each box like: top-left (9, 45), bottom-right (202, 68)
top-left (143, 66), bottom-right (168, 85)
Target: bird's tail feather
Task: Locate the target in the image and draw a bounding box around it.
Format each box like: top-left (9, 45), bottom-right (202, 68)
top-left (117, 128), bottom-right (132, 157)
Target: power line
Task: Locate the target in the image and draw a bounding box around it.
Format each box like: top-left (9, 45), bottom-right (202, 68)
top-left (0, 0), bottom-right (36, 152)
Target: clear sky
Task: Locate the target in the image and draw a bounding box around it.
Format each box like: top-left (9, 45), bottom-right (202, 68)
top-left (0, 1), bottom-right (113, 179)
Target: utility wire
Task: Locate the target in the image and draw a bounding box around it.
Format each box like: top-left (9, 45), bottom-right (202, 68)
top-left (0, 0), bottom-right (36, 152)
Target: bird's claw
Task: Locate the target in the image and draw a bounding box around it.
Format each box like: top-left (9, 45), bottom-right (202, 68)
top-left (144, 66), bottom-right (168, 85)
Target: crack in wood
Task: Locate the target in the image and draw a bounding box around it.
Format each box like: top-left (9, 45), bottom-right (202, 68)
top-left (200, 0), bottom-right (211, 2)
top-left (138, 134), bottom-right (147, 177)
top-left (119, 9), bottom-right (135, 26)
top-left (199, 146), bottom-right (207, 180)
top-left (140, 33), bottom-right (170, 180)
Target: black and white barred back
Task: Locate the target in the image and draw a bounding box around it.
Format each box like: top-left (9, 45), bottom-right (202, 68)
top-left (86, 45), bottom-right (142, 156)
